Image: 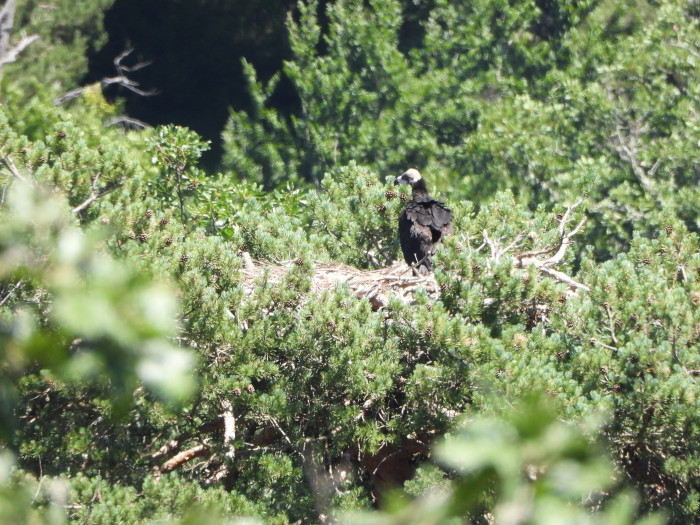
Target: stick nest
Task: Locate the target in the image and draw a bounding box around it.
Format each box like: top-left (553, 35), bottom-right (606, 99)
top-left (240, 252), bottom-right (435, 310)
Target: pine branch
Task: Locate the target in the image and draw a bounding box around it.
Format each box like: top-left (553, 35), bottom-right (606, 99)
top-left (159, 444), bottom-right (209, 473)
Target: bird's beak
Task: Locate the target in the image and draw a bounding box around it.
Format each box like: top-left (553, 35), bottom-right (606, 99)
top-left (394, 174), bottom-right (407, 185)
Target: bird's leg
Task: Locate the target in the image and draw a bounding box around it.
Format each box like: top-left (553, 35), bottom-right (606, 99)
top-left (410, 253), bottom-right (432, 275)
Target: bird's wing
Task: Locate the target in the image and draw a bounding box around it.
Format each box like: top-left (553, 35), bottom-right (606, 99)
top-left (407, 201), bottom-right (453, 231)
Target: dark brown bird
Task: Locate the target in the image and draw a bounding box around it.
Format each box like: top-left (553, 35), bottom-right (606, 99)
top-left (394, 168), bottom-right (453, 275)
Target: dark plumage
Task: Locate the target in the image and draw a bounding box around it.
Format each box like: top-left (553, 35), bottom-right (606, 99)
top-left (394, 168), bottom-right (453, 275)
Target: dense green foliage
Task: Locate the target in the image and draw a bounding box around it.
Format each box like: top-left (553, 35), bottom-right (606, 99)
top-left (1, 0), bottom-right (698, 524)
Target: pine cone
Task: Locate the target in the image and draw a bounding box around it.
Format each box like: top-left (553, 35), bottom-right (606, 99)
top-left (160, 217), bottom-right (169, 227)
top-left (128, 230), bottom-right (136, 240)
top-left (38, 155), bottom-right (46, 166)
top-left (145, 209), bottom-right (154, 219)
top-left (385, 190), bottom-right (397, 199)
top-left (425, 327), bottom-right (434, 338)
top-left (326, 320), bottom-right (336, 331)
top-left (642, 258), bottom-right (651, 265)
top-left (376, 204), bottom-right (386, 213)
top-left (600, 366), bottom-right (608, 375)
top-left (400, 192), bottom-right (409, 202)
top-left (164, 237), bottom-right (173, 247)
top-left (365, 180), bottom-right (374, 187)
top-left (664, 225), bottom-right (673, 235)
top-left (613, 384), bottom-right (622, 393)
top-left (294, 258), bottom-right (305, 267)
top-left (247, 384), bottom-right (255, 394)
top-left (604, 283), bottom-right (613, 293)
top-left (285, 299), bottom-right (295, 309)
top-left (233, 387), bottom-right (242, 396)
top-left (139, 233), bottom-right (148, 242)
top-left (57, 130), bottom-right (66, 139)
top-left (471, 263), bottom-right (481, 274)
top-left (555, 351), bottom-right (565, 362)
top-left (180, 254), bottom-right (189, 264)
top-left (589, 337), bottom-right (597, 345)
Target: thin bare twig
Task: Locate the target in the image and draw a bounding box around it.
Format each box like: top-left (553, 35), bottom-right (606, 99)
top-left (508, 198), bottom-right (590, 292)
top-left (54, 47), bottom-right (158, 106)
top-left (612, 117), bottom-right (661, 200)
top-left (667, 40), bottom-right (700, 59)
top-left (0, 279), bottom-right (22, 307)
top-left (538, 266), bottom-right (590, 292)
top-left (0, 0), bottom-right (39, 80)
top-left (72, 172), bottom-right (119, 215)
top-left (78, 475), bottom-right (101, 525)
top-left (0, 33), bottom-right (38, 67)
top-left (31, 457), bottom-right (43, 504)
top-left (316, 214), bottom-right (380, 267)
top-left (604, 302), bottom-right (618, 347)
top-left (1, 151), bottom-right (25, 181)
top-left (104, 116), bottom-right (150, 130)
top-left (266, 415), bottom-right (303, 459)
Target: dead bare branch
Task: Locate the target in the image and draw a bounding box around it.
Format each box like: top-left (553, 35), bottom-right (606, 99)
top-left (72, 172), bottom-right (105, 214)
top-left (0, 33), bottom-right (38, 68)
top-left (104, 116), bottom-right (150, 130)
top-left (604, 302), bottom-right (618, 347)
top-left (160, 444), bottom-right (209, 473)
top-left (221, 399), bottom-right (236, 460)
top-left (1, 151), bottom-right (25, 181)
top-left (0, 279), bottom-right (22, 307)
top-left (54, 47), bottom-right (158, 106)
top-left (510, 198), bottom-right (590, 292)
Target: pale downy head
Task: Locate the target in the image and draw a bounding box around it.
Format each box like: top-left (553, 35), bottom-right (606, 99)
top-left (394, 168), bottom-right (422, 186)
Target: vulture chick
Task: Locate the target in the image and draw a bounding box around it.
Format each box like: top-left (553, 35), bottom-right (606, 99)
top-left (394, 168), bottom-right (453, 275)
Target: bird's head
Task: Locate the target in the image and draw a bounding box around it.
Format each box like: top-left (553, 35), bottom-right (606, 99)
top-left (394, 168), bottom-right (422, 186)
